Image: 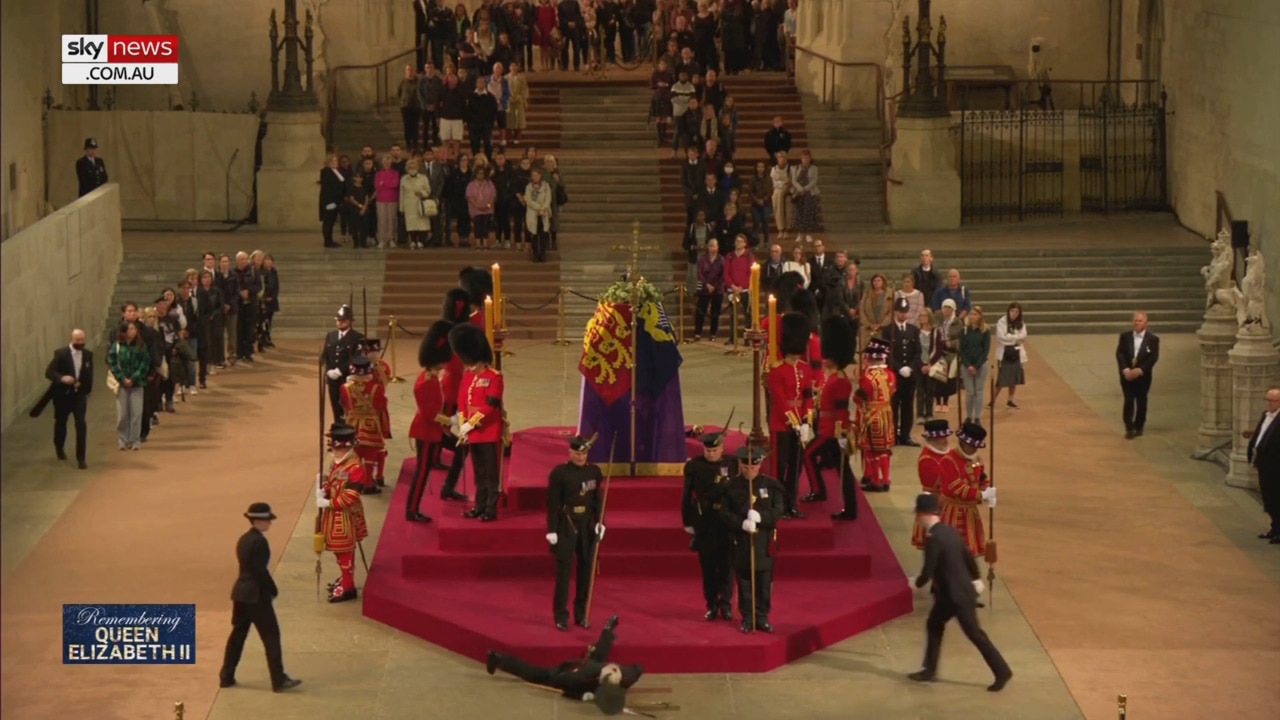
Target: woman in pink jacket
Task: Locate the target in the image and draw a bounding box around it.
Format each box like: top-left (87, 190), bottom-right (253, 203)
top-left (373, 155), bottom-right (401, 249)
top-left (466, 166), bottom-right (497, 251)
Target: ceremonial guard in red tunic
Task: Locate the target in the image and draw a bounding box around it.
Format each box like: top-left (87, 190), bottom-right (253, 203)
top-left (855, 337), bottom-right (897, 492)
top-left (317, 424), bottom-right (369, 603)
top-left (939, 422), bottom-right (996, 557)
top-left (407, 321), bottom-right (455, 523)
top-left (802, 316), bottom-right (856, 511)
top-left (449, 323), bottom-right (505, 521)
top-left (440, 284), bottom-right (480, 501)
top-left (912, 419), bottom-right (953, 549)
top-left (546, 435), bottom-right (605, 631)
top-left (681, 430), bottom-right (738, 621)
top-left (341, 355), bottom-right (389, 494)
top-left (767, 312), bottom-right (815, 519)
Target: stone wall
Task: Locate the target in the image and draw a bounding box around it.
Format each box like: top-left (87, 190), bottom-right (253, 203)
top-left (0, 185), bottom-right (123, 430)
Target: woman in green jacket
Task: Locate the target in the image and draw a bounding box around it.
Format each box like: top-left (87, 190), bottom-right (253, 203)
top-left (108, 321), bottom-right (152, 449)
top-left (958, 305), bottom-right (992, 423)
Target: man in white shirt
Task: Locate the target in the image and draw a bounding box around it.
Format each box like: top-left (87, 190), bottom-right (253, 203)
top-left (1247, 387), bottom-right (1280, 544)
top-left (1115, 311), bottom-right (1160, 439)
top-left (35, 329), bottom-right (94, 469)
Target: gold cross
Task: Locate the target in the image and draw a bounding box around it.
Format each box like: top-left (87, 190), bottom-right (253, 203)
top-left (610, 220), bottom-right (661, 294)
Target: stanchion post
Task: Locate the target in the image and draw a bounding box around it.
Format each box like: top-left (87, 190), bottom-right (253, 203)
top-left (498, 298), bottom-right (515, 357)
top-left (745, 327), bottom-right (768, 447)
top-left (553, 286), bottom-right (570, 346)
top-left (387, 315), bottom-right (405, 383)
top-left (1117, 694), bottom-right (1127, 720)
top-left (724, 293), bottom-right (746, 357)
top-left (174, 702), bottom-right (184, 720)
top-left (678, 284), bottom-right (692, 344)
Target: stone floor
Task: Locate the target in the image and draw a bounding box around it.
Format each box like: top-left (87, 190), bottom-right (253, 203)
top-left (2, 324), bottom-right (1278, 719)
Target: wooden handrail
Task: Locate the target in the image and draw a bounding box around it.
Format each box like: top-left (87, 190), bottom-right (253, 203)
top-left (324, 44), bottom-right (430, 148)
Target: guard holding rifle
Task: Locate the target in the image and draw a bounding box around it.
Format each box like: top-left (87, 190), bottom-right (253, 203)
top-left (681, 430), bottom-right (738, 622)
top-left (546, 435), bottom-right (606, 631)
top-left (721, 444), bottom-right (785, 634)
top-left (449, 323), bottom-right (505, 522)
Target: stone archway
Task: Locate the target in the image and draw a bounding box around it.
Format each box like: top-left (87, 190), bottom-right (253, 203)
top-left (1138, 0), bottom-right (1165, 88)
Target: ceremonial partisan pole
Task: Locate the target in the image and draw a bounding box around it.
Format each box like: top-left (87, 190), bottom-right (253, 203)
top-left (985, 367), bottom-right (998, 609)
top-left (314, 342), bottom-right (326, 600)
top-left (583, 435), bottom-right (618, 624)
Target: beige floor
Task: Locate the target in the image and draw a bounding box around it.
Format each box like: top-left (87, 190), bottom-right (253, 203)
top-left (2, 329), bottom-right (1278, 719)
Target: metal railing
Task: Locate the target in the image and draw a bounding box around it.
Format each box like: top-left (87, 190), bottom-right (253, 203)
top-left (323, 44), bottom-right (428, 148)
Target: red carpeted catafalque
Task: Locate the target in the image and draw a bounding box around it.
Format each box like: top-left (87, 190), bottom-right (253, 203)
top-left (362, 426), bottom-right (913, 673)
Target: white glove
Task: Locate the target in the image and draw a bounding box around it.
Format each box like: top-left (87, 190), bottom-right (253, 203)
top-left (907, 575), bottom-right (919, 590)
top-left (325, 202), bottom-right (338, 210)
top-left (684, 526), bottom-right (695, 535)
top-left (595, 524), bottom-right (606, 540)
top-left (449, 418), bottom-right (461, 436)
top-left (326, 368), bottom-right (342, 380)
top-left (798, 424), bottom-right (814, 445)
top-left (838, 438), bottom-right (849, 452)
top-left (315, 495), bottom-right (331, 509)
top-left (315, 486), bottom-right (326, 504)
top-left (985, 497), bottom-right (998, 509)
top-left (316, 472), bottom-right (323, 485)
top-left (582, 692), bottom-right (595, 702)
top-left (981, 487), bottom-right (997, 507)
top-left (747, 509), bottom-right (762, 523)
top-left (742, 519), bottom-right (757, 533)
top-left (459, 421), bottom-right (474, 436)
top-left (899, 366), bottom-right (912, 378)
top-left (545, 533), bottom-right (558, 545)
top-left (972, 579), bottom-right (986, 595)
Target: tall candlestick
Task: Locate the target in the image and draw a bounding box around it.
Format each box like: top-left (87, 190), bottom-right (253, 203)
top-left (484, 296), bottom-right (495, 349)
top-left (767, 294), bottom-right (777, 362)
top-left (749, 262), bottom-right (761, 328)
top-left (490, 263), bottom-right (503, 326)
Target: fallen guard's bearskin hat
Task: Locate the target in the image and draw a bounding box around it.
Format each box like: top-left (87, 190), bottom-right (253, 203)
top-left (568, 434), bottom-right (596, 452)
top-left (442, 288), bottom-right (472, 323)
top-left (780, 312), bottom-right (811, 356)
top-left (360, 337), bottom-right (382, 352)
top-left (788, 288), bottom-right (820, 328)
top-left (349, 355), bottom-right (374, 375)
top-left (820, 316), bottom-right (855, 368)
top-left (735, 444), bottom-right (769, 465)
top-left (459, 267), bottom-right (494, 305)
top-left (776, 271), bottom-right (806, 311)
top-left (327, 423), bottom-right (357, 444)
top-left (863, 336), bottom-right (890, 360)
top-left (449, 322), bottom-right (493, 365)
top-left (914, 492), bottom-right (941, 515)
top-left (419, 320), bottom-right (454, 368)
top-left (957, 422), bottom-right (987, 449)
top-left (244, 502), bottom-right (277, 521)
top-left (336, 304), bottom-right (355, 321)
top-left (593, 683), bottom-right (627, 715)
top-left (922, 419), bottom-right (953, 439)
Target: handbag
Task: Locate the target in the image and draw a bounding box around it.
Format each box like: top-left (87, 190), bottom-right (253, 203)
top-left (418, 198), bottom-right (439, 217)
top-left (1002, 345), bottom-right (1020, 364)
top-left (555, 182), bottom-right (568, 206)
top-left (928, 360), bottom-right (950, 383)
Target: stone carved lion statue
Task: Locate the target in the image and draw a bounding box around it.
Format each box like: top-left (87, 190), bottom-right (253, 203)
top-left (1234, 249), bottom-right (1269, 333)
top-left (1201, 230), bottom-right (1237, 311)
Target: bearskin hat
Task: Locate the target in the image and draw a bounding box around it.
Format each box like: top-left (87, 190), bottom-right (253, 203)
top-left (789, 288), bottom-right (820, 328)
top-left (776, 271), bottom-right (806, 311)
top-left (780, 311), bottom-right (810, 356)
top-left (419, 320), bottom-right (454, 368)
top-left (448, 322), bottom-right (493, 365)
top-left (442, 288), bottom-right (471, 323)
top-left (820, 316), bottom-right (855, 368)
top-left (593, 684), bottom-right (627, 715)
top-left (459, 266), bottom-right (494, 305)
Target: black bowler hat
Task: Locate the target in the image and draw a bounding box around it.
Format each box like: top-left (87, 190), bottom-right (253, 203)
top-left (914, 493), bottom-right (940, 515)
top-left (957, 422), bottom-right (987, 448)
top-left (894, 297), bottom-right (910, 313)
top-left (349, 354), bottom-right (373, 375)
top-left (568, 434), bottom-right (597, 452)
top-left (735, 445), bottom-right (768, 465)
top-left (922, 419), bottom-right (952, 439)
top-left (244, 502), bottom-right (278, 521)
top-left (84, 137), bottom-right (99, 149)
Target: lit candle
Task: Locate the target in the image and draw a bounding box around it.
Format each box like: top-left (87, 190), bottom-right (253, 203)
top-left (484, 296), bottom-right (495, 349)
top-left (749, 262), bottom-right (761, 329)
top-left (490, 263), bottom-right (503, 326)
top-left (767, 294), bottom-right (777, 361)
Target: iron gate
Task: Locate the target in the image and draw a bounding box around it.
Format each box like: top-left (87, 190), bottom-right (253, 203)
top-left (958, 110), bottom-right (1066, 224)
top-left (1079, 95), bottom-right (1169, 213)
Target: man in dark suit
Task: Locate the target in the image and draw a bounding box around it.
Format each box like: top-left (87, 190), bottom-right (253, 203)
top-left (807, 238), bottom-right (834, 309)
top-left (219, 502), bottom-right (301, 692)
top-left (319, 154), bottom-right (346, 248)
top-left (32, 329), bottom-right (94, 469)
top-left (908, 493), bottom-right (1012, 691)
top-left (761, 244), bottom-right (785, 295)
top-left (1115, 311), bottom-right (1159, 439)
top-left (1247, 387), bottom-right (1280, 544)
top-left (424, 148), bottom-right (449, 246)
top-left (882, 299), bottom-right (922, 445)
top-left (323, 305), bottom-right (364, 423)
top-left (76, 137), bottom-right (108, 197)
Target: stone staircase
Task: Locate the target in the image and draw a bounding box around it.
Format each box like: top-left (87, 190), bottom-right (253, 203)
top-left (105, 244), bottom-right (386, 340)
top-left (797, 95), bottom-right (887, 229)
top-left (556, 158), bottom-right (666, 240)
top-left (557, 82), bottom-right (655, 151)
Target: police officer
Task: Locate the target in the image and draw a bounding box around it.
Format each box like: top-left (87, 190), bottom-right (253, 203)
top-left (720, 444), bottom-right (785, 633)
top-left (681, 431), bottom-right (738, 621)
top-left (76, 138), bottom-right (108, 197)
top-left (322, 305), bottom-right (364, 423)
top-left (546, 435), bottom-right (606, 631)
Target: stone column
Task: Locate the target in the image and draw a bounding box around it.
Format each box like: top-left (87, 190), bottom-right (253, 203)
top-left (1226, 329), bottom-right (1280, 489)
top-left (1194, 306), bottom-right (1236, 456)
top-left (256, 111), bottom-right (327, 230)
top-left (887, 116), bottom-right (961, 230)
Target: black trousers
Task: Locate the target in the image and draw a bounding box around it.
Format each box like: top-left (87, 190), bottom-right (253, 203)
top-left (734, 567), bottom-right (772, 624)
top-left (893, 373), bottom-right (916, 440)
top-left (694, 293), bottom-right (723, 337)
top-left (553, 521), bottom-right (596, 624)
top-left (237, 303), bottom-right (257, 359)
top-left (219, 600), bottom-right (286, 686)
top-left (469, 124), bottom-right (494, 157)
top-left (531, 217), bottom-right (550, 262)
top-left (407, 439), bottom-right (441, 518)
top-left (141, 376), bottom-right (159, 438)
top-left (694, 533), bottom-right (733, 612)
top-left (494, 201), bottom-right (512, 241)
top-left (441, 437), bottom-right (469, 495)
top-left (1260, 470), bottom-right (1279, 535)
top-left (922, 596), bottom-right (1011, 677)
top-left (771, 430), bottom-right (802, 513)
top-left (470, 442), bottom-right (501, 516)
top-left (322, 207), bottom-right (340, 245)
top-left (803, 436), bottom-right (855, 512)
top-left (562, 30), bottom-right (586, 69)
top-left (1121, 376), bottom-right (1152, 432)
top-left (53, 394), bottom-right (88, 462)
top-left (402, 106), bottom-right (421, 149)
top-left (327, 377), bottom-right (346, 424)
top-left (495, 626), bottom-right (616, 687)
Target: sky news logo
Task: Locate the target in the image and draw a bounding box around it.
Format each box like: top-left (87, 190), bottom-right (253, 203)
top-left (62, 34), bottom-right (179, 85)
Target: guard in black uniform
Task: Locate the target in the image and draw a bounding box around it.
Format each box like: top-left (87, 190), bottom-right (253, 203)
top-left (322, 305), bottom-right (364, 423)
top-left (681, 431), bottom-right (738, 621)
top-left (720, 444), bottom-right (786, 633)
top-left (546, 435), bottom-right (606, 631)
top-left (76, 137), bottom-right (108, 197)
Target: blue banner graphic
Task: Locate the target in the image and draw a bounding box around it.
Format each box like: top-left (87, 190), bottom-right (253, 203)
top-left (63, 604), bottom-right (196, 664)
